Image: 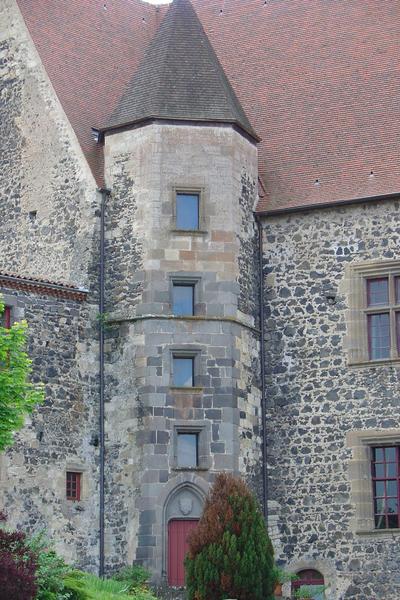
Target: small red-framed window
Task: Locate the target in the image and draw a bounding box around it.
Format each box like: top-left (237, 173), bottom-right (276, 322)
top-left (66, 472), bottom-right (81, 501)
top-left (1, 306), bottom-right (11, 329)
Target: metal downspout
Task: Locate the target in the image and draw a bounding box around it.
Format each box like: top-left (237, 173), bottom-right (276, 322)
top-left (98, 187), bottom-right (111, 577)
top-left (256, 216), bottom-right (268, 523)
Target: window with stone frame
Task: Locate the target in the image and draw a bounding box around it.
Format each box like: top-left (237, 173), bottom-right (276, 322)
top-left (346, 261), bottom-right (400, 365)
top-left (172, 282), bottom-right (195, 316)
top-left (347, 430), bottom-right (400, 534)
top-left (175, 192), bottom-right (200, 230)
top-left (172, 355), bottom-right (195, 387)
top-left (172, 187), bottom-right (205, 233)
top-left (177, 432), bottom-right (198, 468)
top-left (172, 422), bottom-right (210, 470)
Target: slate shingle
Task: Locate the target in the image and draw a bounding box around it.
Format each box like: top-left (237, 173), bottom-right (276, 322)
top-left (105, 0), bottom-right (258, 140)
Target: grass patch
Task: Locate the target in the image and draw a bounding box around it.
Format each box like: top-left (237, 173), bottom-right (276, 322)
top-left (63, 570), bottom-right (157, 600)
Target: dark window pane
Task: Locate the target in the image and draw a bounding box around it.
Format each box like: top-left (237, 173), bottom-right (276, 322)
top-left (375, 514), bottom-right (386, 529)
top-left (173, 284), bottom-right (194, 316)
top-left (367, 278), bottom-right (389, 306)
top-left (375, 481), bottom-right (385, 497)
top-left (387, 462), bottom-right (398, 478)
top-left (388, 514), bottom-right (399, 528)
top-left (374, 498), bottom-right (384, 514)
top-left (395, 277), bottom-right (400, 304)
top-left (387, 498), bottom-right (398, 514)
top-left (368, 313), bottom-right (390, 359)
top-left (176, 193), bottom-right (199, 230)
top-left (298, 570), bottom-right (323, 581)
top-left (374, 447), bottom-right (384, 462)
top-left (387, 480), bottom-right (397, 496)
top-left (374, 463), bottom-right (385, 478)
top-left (173, 357), bottom-right (194, 387)
top-left (385, 447), bottom-right (396, 462)
top-left (396, 312), bottom-right (400, 355)
top-left (177, 433), bottom-right (198, 467)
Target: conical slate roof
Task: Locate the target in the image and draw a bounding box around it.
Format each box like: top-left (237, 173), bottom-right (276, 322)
top-left (104, 0), bottom-right (258, 140)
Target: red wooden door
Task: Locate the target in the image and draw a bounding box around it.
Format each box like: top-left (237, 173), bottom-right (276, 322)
top-left (168, 519), bottom-right (198, 587)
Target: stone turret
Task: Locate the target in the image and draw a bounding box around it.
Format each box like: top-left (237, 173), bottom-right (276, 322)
top-left (100, 0), bottom-right (262, 582)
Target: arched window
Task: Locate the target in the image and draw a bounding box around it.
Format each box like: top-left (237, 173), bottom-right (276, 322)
top-left (292, 570), bottom-right (325, 599)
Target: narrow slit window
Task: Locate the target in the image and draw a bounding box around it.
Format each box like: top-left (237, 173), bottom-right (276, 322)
top-left (66, 472), bottom-right (81, 501)
top-left (173, 284), bottom-right (195, 316)
top-left (177, 432), bottom-right (198, 468)
top-left (176, 193), bottom-right (200, 230)
top-left (173, 356), bottom-right (194, 387)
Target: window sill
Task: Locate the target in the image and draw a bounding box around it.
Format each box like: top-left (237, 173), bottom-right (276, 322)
top-left (348, 358), bottom-right (400, 368)
top-left (171, 229), bottom-right (208, 236)
top-left (172, 466), bottom-right (209, 472)
top-left (170, 386), bottom-right (203, 392)
top-left (356, 528), bottom-right (400, 536)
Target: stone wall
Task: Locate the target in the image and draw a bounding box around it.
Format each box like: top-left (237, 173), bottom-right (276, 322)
top-left (0, 287), bottom-right (99, 570)
top-left (0, 0), bottom-right (98, 287)
top-left (262, 199), bottom-right (400, 600)
top-left (0, 0), bottom-right (101, 571)
top-left (102, 123), bottom-right (262, 579)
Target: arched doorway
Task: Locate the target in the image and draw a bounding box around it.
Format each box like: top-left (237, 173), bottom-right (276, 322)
top-left (164, 484), bottom-right (204, 587)
top-left (292, 569), bottom-right (325, 599)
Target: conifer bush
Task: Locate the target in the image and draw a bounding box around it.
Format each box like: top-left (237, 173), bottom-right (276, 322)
top-left (185, 473), bottom-right (276, 600)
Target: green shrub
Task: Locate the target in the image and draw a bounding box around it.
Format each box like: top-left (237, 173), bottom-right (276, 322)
top-left (63, 570), bottom-right (157, 600)
top-left (113, 564), bottom-right (150, 590)
top-left (25, 532), bottom-right (71, 600)
top-left (185, 473), bottom-right (277, 600)
top-left (62, 570), bottom-right (90, 600)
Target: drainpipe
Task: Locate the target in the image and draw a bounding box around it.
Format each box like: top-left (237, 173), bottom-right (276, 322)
top-left (256, 216), bottom-right (268, 523)
top-left (98, 187), bottom-right (111, 577)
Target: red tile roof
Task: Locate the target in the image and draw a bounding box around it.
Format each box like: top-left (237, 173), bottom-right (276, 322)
top-left (0, 272), bottom-right (88, 301)
top-left (16, 0), bottom-right (400, 212)
top-left (17, 0), bottom-right (167, 186)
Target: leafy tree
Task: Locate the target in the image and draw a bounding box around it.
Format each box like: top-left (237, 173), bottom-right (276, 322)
top-left (0, 297), bottom-right (44, 452)
top-left (185, 473), bottom-right (277, 600)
